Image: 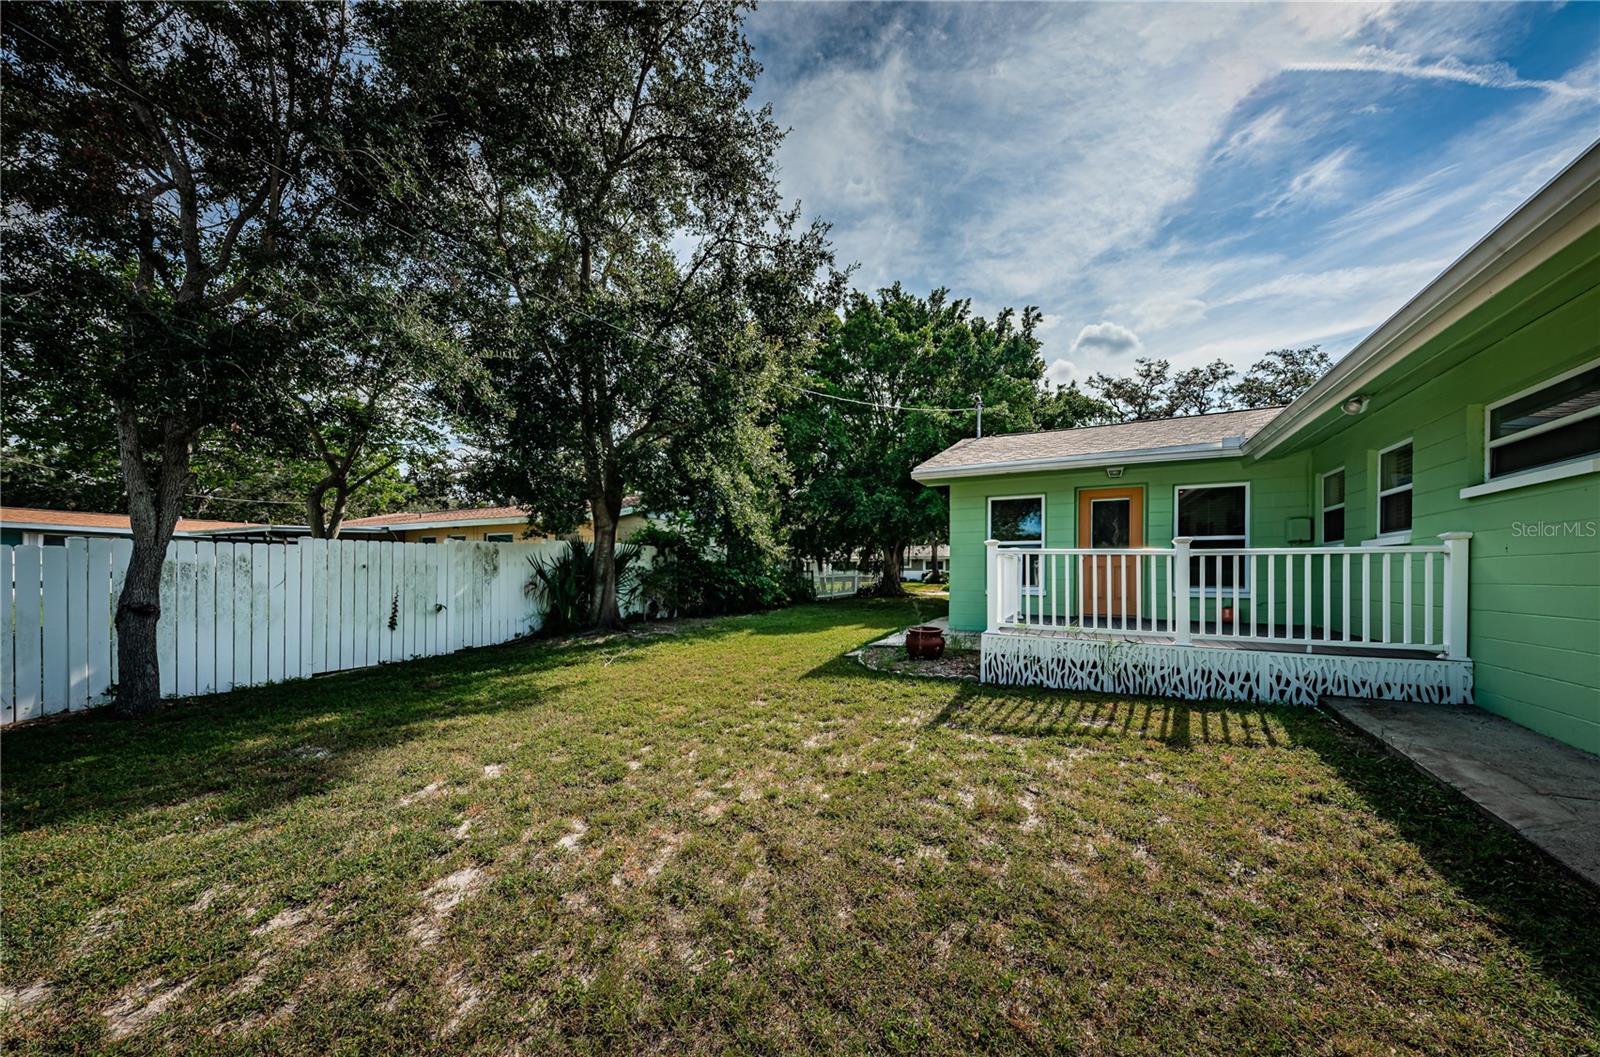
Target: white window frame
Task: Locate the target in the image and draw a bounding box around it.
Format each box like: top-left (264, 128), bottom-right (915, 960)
top-left (1087, 496), bottom-right (1135, 549)
top-left (445, 534), bottom-right (468, 542)
top-left (1371, 438), bottom-right (1414, 545)
top-left (1319, 466), bottom-right (1346, 545)
top-left (988, 493), bottom-right (1046, 597)
top-left (1481, 355), bottom-right (1600, 482)
top-left (1172, 482), bottom-right (1250, 596)
top-left (417, 535), bottom-right (438, 544)
top-left (484, 532), bottom-right (515, 543)
top-left (987, 494), bottom-right (1046, 549)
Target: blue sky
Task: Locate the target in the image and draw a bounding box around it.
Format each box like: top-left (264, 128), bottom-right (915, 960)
top-left (745, 2), bottom-right (1600, 386)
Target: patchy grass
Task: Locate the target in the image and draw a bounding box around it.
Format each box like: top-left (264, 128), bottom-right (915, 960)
top-left (2, 598), bottom-right (1596, 1056)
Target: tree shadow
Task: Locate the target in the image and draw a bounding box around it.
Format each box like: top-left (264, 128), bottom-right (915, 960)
top-left (0, 636), bottom-right (601, 833)
top-left (916, 672), bottom-right (1600, 1013)
top-left (1290, 710), bottom-right (1600, 1013)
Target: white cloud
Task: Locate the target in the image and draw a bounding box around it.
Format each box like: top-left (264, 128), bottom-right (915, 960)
top-left (1214, 107), bottom-right (1291, 163)
top-left (1287, 45), bottom-right (1599, 100)
top-left (1258, 146), bottom-right (1357, 217)
top-left (750, 4), bottom-right (1600, 379)
top-left (1044, 358), bottom-right (1077, 387)
top-left (1070, 321), bottom-right (1143, 357)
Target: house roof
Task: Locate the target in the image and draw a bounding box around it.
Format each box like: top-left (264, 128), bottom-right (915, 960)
top-left (0, 506), bottom-right (259, 535)
top-left (342, 497), bottom-right (644, 532)
top-left (911, 407), bottom-right (1283, 480)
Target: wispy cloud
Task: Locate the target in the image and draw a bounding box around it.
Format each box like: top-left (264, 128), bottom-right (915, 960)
top-left (749, 2), bottom-right (1600, 381)
top-left (1287, 45), bottom-right (1599, 100)
top-left (1257, 146), bottom-right (1358, 217)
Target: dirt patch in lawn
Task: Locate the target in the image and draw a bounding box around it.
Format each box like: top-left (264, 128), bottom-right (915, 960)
top-left (858, 645), bottom-right (980, 680)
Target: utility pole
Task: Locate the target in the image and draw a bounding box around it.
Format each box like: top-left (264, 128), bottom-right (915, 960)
top-left (974, 394), bottom-right (984, 438)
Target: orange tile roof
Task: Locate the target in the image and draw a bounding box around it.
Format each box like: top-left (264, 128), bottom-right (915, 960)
top-left (341, 505), bottom-right (531, 528)
top-left (0, 506), bottom-right (259, 533)
top-left (343, 497), bottom-right (643, 529)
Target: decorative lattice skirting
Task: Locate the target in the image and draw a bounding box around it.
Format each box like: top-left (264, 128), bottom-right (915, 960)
top-left (980, 632), bottom-right (1473, 706)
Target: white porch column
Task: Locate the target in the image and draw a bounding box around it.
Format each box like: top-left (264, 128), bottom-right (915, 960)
top-left (1439, 531), bottom-right (1472, 661)
top-left (985, 539), bottom-right (1001, 631)
top-left (1172, 537), bottom-right (1192, 646)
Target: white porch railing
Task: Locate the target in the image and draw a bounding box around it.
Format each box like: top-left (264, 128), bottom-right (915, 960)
top-left (985, 533), bottom-right (1471, 659)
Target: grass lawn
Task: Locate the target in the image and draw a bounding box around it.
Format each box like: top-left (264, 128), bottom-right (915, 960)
top-left (3, 597), bottom-right (1597, 1055)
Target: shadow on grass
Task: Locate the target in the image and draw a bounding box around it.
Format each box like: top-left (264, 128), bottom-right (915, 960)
top-left (915, 673), bottom-right (1600, 1015)
top-left (1, 597), bottom-right (925, 835)
top-left (0, 636), bottom-right (600, 833)
top-left (1297, 712), bottom-right (1600, 1014)
top-left (917, 680), bottom-right (1300, 750)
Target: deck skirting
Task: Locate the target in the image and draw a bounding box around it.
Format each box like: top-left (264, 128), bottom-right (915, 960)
top-left (980, 632), bottom-right (1473, 706)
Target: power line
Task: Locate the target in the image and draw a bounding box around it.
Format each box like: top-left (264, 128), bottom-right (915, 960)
top-left (9, 18), bottom-right (979, 421)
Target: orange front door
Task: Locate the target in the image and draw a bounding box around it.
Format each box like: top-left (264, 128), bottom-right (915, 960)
top-left (1078, 488), bottom-right (1143, 621)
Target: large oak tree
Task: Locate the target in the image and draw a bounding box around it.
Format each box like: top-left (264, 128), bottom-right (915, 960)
top-left (3, 2), bottom-right (370, 713)
top-left (371, 1), bottom-right (834, 628)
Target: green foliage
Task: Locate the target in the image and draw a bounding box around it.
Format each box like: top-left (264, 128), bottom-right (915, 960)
top-left (1088, 346), bottom-right (1332, 421)
top-left (780, 285), bottom-right (1076, 583)
top-left (369, 2), bottom-right (836, 628)
top-left (632, 525), bottom-right (813, 618)
top-left (525, 538), bottom-right (643, 635)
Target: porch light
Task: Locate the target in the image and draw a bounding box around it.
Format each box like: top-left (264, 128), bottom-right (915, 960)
top-left (1105, 467), bottom-right (1124, 478)
top-left (1341, 395), bottom-right (1369, 416)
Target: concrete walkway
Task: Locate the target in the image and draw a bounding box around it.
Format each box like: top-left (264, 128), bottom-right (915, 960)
top-left (1323, 697), bottom-right (1600, 889)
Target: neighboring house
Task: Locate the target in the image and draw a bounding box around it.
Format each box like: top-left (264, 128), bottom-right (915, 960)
top-left (0, 507), bottom-right (261, 546)
top-left (913, 143), bottom-right (1600, 755)
top-left (341, 499), bottom-right (650, 545)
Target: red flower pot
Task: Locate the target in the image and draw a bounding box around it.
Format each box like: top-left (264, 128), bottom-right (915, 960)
top-left (906, 625), bottom-right (946, 660)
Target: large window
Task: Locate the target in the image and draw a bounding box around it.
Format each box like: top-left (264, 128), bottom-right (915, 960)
top-left (1175, 484), bottom-right (1248, 590)
top-left (1486, 361), bottom-right (1600, 480)
top-left (1377, 440), bottom-right (1413, 537)
top-left (988, 495), bottom-right (1044, 548)
top-left (1321, 468), bottom-right (1345, 544)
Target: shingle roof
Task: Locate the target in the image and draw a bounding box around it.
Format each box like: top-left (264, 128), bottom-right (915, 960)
top-left (912, 407), bottom-right (1284, 479)
top-left (0, 506), bottom-right (258, 533)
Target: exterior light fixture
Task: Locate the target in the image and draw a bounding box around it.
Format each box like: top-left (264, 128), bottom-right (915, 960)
top-left (1341, 395), bottom-right (1369, 416)
top-left (1105, 467), bottom-right (1124, 479)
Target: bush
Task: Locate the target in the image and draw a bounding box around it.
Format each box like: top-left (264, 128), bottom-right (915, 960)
top-left (632, 525), bottom-right (811, 618)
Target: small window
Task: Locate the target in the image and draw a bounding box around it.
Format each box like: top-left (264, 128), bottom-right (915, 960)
top-left (1176, 484), bottom-right (1248, 590)
top-left (1487, 362), bottom-right (1600, 479)
top-left (1378, 441), bottom-right (1413, 536)
top-left (417, 536), bottom-right (438, 544)
top-left (988, 496), bottom-right (1044, 548)
top-left (446, 534), bottom-right (467, 542)
top-left (1321, 468), bottom-right (1345, 544)
top-left (485, 533), bottom-right (514, 543)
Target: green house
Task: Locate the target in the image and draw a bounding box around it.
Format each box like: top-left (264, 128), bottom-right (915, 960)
top-left (913, 144), bottom-right (1600, 755)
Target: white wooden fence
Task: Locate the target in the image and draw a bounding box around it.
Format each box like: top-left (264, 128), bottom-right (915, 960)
top-left (0, 536), bottom-right (634, 725)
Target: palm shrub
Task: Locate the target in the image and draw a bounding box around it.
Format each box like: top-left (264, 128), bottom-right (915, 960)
top-left (525, 538), bottom-right (643, 634)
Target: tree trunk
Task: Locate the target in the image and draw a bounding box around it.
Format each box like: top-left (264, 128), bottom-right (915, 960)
top-left (113, 408), bottom-right (191, 717)
top-left (877, 542), bottom-right (905, 596)
top-left (588, 487), bottom-right (625, 630)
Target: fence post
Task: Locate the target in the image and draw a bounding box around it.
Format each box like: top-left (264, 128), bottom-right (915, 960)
top-left (1439, 532), bottom-right (1472, 660)
top-left (985, 539), bottom-right (1002, 631)
top-left (1172, 537), bottom-right (1192, 645)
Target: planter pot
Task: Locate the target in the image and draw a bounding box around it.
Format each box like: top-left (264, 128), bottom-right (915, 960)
top-left (905, 625), bottom-right (946, 660)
